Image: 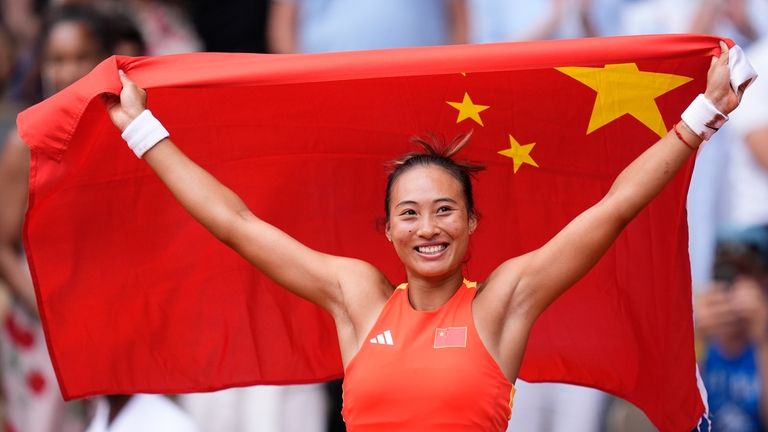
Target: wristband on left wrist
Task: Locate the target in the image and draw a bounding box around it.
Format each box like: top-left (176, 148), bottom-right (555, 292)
top-left (681, 94), bottom-right (728, 141)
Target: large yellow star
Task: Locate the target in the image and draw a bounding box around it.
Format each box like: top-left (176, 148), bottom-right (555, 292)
top-left (446, 92), bottom-right (490, 126)
top-left (556, 63), bottom-right (692, 137)
top-left (498, 135), bottom-right (538, 173)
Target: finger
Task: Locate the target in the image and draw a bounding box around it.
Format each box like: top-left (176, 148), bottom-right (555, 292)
top-left (719, 40), bottom-right (729, 65)
top-left (117, 69), bottom-right (134, 88)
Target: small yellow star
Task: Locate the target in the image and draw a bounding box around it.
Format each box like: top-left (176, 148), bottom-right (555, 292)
top-left (446, 92), bottom-right (490, 126)
top-left (498, 134), bottom-right (539, 173)
top-left (556, 63), bottom-right (692, 137)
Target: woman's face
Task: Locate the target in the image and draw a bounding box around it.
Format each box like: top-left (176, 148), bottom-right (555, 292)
top-left (386, 165), bottom-right (476, 280)
top-left (42, 21), bottom-right (103, 94)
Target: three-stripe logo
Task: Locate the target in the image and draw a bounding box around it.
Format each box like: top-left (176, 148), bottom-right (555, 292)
top-left (369, 330), bottom-right (394, 345)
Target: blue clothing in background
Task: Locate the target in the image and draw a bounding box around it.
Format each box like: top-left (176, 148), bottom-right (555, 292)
top-left (704, 344), bottom-right (763, 432)
top-left (294, 0), bottom-right (450, 52)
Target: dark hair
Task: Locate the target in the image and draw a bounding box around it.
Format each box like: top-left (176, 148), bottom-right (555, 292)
top-left (384, 132), bottom-right (485, 222)
top-left (713, 225), bottom-right (768, 283)
top-left (41, 4), bottom-right (114, 56)
top-left (108, 11), bottom-right (146, 56)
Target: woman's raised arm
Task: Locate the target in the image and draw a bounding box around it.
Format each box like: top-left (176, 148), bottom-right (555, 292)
top-left (103, 71), bottom-right (389, 316)
top-left (484, 42), bottom-right (742, 323)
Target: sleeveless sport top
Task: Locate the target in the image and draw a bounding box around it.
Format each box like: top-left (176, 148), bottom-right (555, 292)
top-left (342, 280), bottom-right (515, 432)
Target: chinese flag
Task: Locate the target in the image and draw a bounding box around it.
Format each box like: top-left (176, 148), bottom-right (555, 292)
top-left (18, 35), bottom-right (720, 431)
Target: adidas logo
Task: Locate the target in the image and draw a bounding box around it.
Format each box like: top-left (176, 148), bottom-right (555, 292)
top-left (369, 330), bottom-right (394, 345)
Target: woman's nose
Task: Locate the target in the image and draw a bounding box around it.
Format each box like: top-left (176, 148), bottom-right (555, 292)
top-left (416, 215), bottom-right (440, 238)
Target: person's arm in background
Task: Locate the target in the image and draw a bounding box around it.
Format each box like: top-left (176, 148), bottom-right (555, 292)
top-left (0, 131), bottom-right (37, 316)
top-left (447, 0), bottom-right (467, 44)
top-left (578, 0), bottom-right (598, 37)
top-left (267, 0), bottom-right (298, 53)
top-left (745, 126), bottom-right (768, 169)
top-left (694, 283), bottom-right (741, 341)
top-left (689, 0), bottom-right (759, 44)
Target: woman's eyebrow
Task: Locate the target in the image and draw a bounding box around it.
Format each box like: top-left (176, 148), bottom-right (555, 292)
top-left (396, 197), bottom-right (457, 207)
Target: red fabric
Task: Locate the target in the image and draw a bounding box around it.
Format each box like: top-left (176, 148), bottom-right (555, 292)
top-left (342, 282), bottom-right (513, 431)
top-left (17, 35), bottom-right (720, 431)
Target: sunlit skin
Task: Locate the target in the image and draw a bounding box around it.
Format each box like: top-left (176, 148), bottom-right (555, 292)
top-left (386, 165), bottom-right (476, 311)
top-left (42, 21), bottom-right (103, 94)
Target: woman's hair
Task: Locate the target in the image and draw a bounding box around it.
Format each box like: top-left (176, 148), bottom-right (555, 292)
top-left (108, 11), bottom-right (146, 56)
top-left (41, 4), bottom-right (114, 56)
top-left (384, 132), bottom-right (485, 222)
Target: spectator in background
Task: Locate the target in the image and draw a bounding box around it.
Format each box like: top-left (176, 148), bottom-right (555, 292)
top-left (0, 4), bottom-right (99, 429)
top-left (1, 0), bottom-right (44, 106)
top-left (695, 226), bottom-right (768, 431)
top-left (267, 0), bottom-right (467, 53)
top-left (123, 0), bottom-right (202, 55)
top-left (0, 23), bottom-right (19, 144)
top-left (689, 0), bottom-right (768, 48)
top-left (467, 0), bottom-right (602, 42)
top-left (679, 0), bottom-right (768, 287)
top-left (109, 10), bottom-right (147, 57)
top-left (39, 0), bottom-right (203, 55)
top-left (722, 36), bottom-right (768, 231)
top-left (0, 4), bottom-right (168, 431)
top-left (85, 394), bottom-right (198, 432)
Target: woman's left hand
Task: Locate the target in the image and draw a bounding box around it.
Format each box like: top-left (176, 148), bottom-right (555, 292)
top-left (704, 41), bottom-right (741, 115)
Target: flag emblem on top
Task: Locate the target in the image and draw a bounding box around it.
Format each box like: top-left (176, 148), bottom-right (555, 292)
top-left (434, 327), bottom-right (467, 348)
top-left (369, 330), bottom-right (394, 345)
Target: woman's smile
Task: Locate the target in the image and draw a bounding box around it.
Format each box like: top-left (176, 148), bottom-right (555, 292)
top-left (414, 243), bottom-right (448, 256)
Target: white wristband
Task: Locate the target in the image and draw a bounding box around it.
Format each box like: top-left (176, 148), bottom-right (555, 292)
top-left (680, 94), bottom-right (728, 141)
top-left (121, 110), bottom-right (169, 158)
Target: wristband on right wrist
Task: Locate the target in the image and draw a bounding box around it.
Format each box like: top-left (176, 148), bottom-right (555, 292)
top-left (680, 94), bottom-right (728, 141)
top-left (121, 109), bottom-right (169, 158)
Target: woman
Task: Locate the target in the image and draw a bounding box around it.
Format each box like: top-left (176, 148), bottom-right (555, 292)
top-left (0, 5), bottom-right (117, 431)
top-left (103, 41), bottom-right (740, 430)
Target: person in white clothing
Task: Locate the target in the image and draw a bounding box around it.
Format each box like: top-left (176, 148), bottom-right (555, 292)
top-left (86, 394), bottom-right (198, 432)
top-left (723, 37), bottom-right (768, 230)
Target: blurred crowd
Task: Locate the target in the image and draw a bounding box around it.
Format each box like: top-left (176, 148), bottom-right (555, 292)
top-left (0, 0), bottom-right (766, 431)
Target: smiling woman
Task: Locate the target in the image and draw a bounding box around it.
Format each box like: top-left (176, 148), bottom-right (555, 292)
top-left (383, 135), bottom-right (481, 307)
top-left (101, 40), bottom-right (743, 431)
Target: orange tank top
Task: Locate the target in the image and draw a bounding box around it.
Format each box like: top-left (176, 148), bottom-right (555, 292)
top-left (342, 280), bottom-right (515, 432)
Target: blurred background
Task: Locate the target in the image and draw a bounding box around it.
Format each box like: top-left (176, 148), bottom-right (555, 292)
top-left (0, 0), bottom-right (767, 431)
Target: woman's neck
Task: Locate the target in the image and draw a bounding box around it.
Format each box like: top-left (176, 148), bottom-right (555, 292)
top-left (405, 271), bottom-right (465, 311)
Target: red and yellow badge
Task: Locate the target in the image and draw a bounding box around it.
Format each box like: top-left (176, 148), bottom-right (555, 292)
top-left (434, 327), bottom-right (467, 349)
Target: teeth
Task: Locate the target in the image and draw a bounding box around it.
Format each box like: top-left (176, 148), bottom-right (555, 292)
top-left (417, 245), bottom-right (446, 255)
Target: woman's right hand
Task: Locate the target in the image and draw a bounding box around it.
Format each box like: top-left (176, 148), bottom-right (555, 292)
top-left (103, 70), bottom-right (147, 132)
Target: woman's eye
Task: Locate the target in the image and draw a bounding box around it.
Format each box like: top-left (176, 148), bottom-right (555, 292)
top-left (437, 206), bottom-right (453, 213)
top-left (400, 209), bottom-right (416, 216)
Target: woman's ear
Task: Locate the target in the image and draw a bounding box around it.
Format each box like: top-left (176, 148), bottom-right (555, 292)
top-left (385, 222), bottom-right (392, 242)
top-left (469, 215), bottom-right (478, 235)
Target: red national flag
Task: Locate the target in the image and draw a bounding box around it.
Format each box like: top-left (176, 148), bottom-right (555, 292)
top-left (18, 35), bottom-right (720, 431)
top-left (434, 327), bottom-right (467, 349)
